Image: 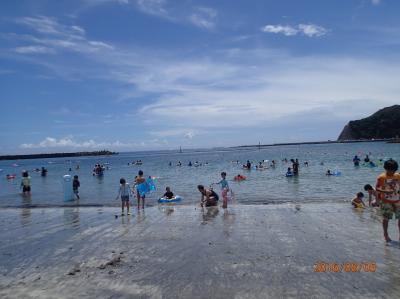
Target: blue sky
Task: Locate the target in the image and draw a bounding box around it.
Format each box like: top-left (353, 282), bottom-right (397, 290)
top-left (1, 0), bottom-right (400, 154)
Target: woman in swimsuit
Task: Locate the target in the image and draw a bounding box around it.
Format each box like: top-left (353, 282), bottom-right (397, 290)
top-left (198, 185), bottom-right (219, 207)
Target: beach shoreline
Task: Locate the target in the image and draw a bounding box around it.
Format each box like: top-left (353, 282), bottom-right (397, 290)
top-left (1, 202), bottom-right (400, 298)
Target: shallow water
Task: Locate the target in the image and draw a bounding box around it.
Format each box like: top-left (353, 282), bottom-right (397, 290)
top-left (0, 142), bottom-right (399, 207)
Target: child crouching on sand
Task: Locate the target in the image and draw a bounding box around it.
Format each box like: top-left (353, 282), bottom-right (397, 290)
top-left (376, 159), bottom-right (400, 242)
top-left (116, 178), bottom-right (133, 216)
top-left (352, 192), bottom-right (366, 208)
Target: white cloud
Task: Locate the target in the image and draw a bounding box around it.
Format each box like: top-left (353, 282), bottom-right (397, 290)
top-left (261, 23), bottom-right (327, 37)
top-left (298, 24), bottom-right (327, 37)
top-left (15, 46), bottom-right (55, 54)
top-left (371, 0), bottom-right (381, 5)
top-left (150, 129), bottom-right (198, 140)
top-left (20, 137), bottom-right (136, 150)
top-left (16, 16), bottom-right (61, 35)
top-left (261, 25), bottom-right (298, 36)
top-left (7, 18), bottom-right (400, 145)
top-left (14, 16), bottom-right (113, 54)
top-left (184, 131), bottom-right (195, 139)
top-left (189, 7), bottom-right (217, 29)
top-left (71, 25), bottom-right (85, 35)
top-left (135, 0), bottom-right (169, 18)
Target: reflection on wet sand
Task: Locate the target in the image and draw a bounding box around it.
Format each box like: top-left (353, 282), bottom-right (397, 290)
top-left (63, 207), bottom-right (80, 229)
top-left (158, 205), bottom-right (175, 216)
top-left (201, 206), bottom-right (219, 223)
top-left (222, 209), bottom-right (236, 238)
top-left (3, 203), bottom-right (400, 298)
top-left (20, 196), bottom-right (32, 226)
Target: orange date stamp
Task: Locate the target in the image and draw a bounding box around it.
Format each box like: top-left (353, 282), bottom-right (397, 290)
top-left (314, 261), bottom-right (376, 273)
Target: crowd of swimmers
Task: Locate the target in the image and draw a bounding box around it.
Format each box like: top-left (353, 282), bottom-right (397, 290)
top-left (5, 154), bottom-right (400, 243)
top-left (353, 154), bottom-right (382, 167)
top-left (168, 161), bottom-right (209, 167)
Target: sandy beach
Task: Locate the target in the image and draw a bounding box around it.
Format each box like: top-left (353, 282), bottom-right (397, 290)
top-left (1, 203), bottom-right (400, 298)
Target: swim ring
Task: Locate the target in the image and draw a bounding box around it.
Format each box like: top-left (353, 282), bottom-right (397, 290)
top-left (136, 178), bottom-right (156, 196)
top-left (234, 175), bottom-right (246, 181)
top-left (158, 196), bottom-right (182, 203)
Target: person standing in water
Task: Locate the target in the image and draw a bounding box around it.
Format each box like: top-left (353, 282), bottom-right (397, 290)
top-left (364, 184), bottom-right (379, 207)
top-left (376, 159), bottom-right (400, 242)
top-left (116, 178), bottom-right (133, 216)
top-left (291, 159), bottom-right (299, 176)
top-left (41, 167), bottom-right (47, 177)
top-left (21, 171), bottom-right (31, 195)
top-left (135, 170), bottom-right (146, 209)
top-left (216, 172), bottom-right (230, 209)
top-left (73, 175), bottom-right (80, 200)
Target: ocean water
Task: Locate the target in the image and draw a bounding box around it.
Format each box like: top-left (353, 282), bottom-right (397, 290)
top-left (0, 142), bottom-right (399, 208)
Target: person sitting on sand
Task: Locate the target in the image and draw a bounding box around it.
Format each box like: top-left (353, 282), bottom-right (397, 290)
top-left (364, 184), bottom-right (379, 207)
top-left (198, 185), bottom-right (219, 207)
top-left (116, 178), bottom-right (133, 216)
top-left (352, 192), bottom-right (366, 208)
top-left (163, 186), bottom-right (174, 199)
top-left (376, 159), bottom-right (400, 242)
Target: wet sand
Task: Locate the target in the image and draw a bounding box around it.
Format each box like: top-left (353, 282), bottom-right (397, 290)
top-left (1, 203), bottom-right (400, 298)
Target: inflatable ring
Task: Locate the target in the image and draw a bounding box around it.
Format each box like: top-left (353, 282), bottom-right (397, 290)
top-left (234, 175), bottom-right (246, 181)
top-left (158, 196), bottom-right (182, 203)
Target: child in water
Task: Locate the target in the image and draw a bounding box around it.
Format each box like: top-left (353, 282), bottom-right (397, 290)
top-left (73, 175), bottom-right (80, 200)
top-left (364, 184), bottom-right (379, 207)
top-left (286, 167), bottom-right (293, 176)
top-left (376, 159), bottom-right (400, 242)
top-left (116, 178), bottom-right (133, 216)
top-left (352, 192), bottom-right (366, 208)
top-left (163, 186), bottom-right (174, 199)
top-left (216, 172), bottom-right (229, 209)
top-left (20, 171), bottom-right (31, 195)
top-left (135, 170), bottom-right (146, 209)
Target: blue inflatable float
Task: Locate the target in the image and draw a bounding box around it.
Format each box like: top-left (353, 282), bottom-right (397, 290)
top-left (158, 196), bottom-right (182, 203)
top-left (136, 178), bottom-right (156, 197)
